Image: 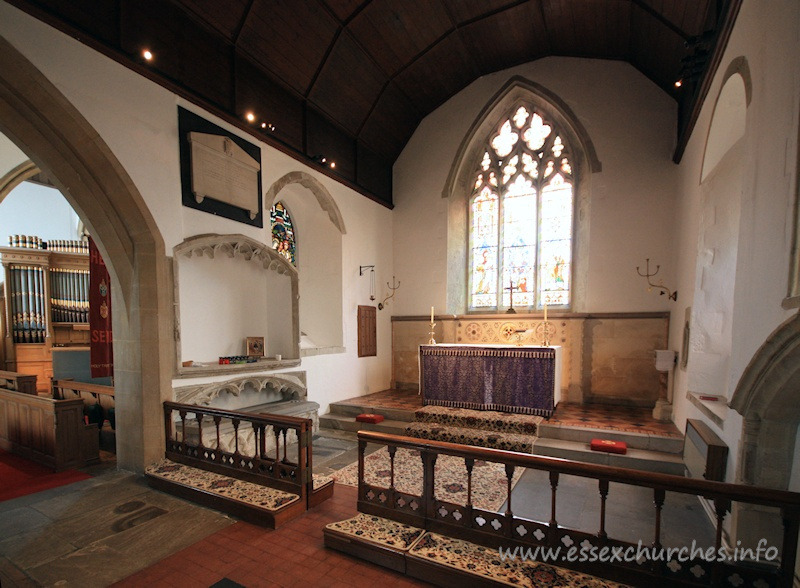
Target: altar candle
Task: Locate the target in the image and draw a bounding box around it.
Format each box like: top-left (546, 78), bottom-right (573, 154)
top-left (431, 306), bottom-right (434, 323)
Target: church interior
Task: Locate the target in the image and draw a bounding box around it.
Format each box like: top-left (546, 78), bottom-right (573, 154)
top-left (1, 0), bottom-right (800, 586)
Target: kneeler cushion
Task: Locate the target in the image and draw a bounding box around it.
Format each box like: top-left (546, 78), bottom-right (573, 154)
top-left (590, 439), bottom-right (628, 454)
top-left (356, 413), bottom-right (385, 424)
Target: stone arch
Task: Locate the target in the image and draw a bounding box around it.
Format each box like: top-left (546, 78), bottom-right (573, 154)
top-left (442, 76), bottom-right (599, 313)
top-left (0, 159), bottom-right (38, 203)
top-left (264, 171), bottom-right (345, 352)
top-left (264, 171), bottom-right (346, 235)
top-left (0, 35), bottom-right (171, 472)
top-left (728, 312), bottom-right (800, 551)
top-left (701, 57), bottom-right (751, 182)
top-left (730, 311), bottom-right (800, 489)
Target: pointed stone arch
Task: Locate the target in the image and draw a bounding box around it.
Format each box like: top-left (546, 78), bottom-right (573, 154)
top-left (442, 76), bottom-right (599, 313)
top-left (264, 171), bottom-right (346, 235)
top-left (0, 159), bottom-right (38, 203)
top-left (0, 35), bottom-right (171, 472)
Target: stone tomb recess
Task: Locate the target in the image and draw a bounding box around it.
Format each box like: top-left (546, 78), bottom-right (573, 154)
top-left (173, 373), bottom-right (319, 454)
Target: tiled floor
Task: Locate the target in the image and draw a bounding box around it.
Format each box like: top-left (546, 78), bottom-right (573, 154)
top-left (113, 485), bottom-right (427, 588)
top-left (337, 389), bottom-right (682, 437)
top-left (548, 403), bottom-right (682, 437)
top-left (1, 394), bottom-right (695, 587)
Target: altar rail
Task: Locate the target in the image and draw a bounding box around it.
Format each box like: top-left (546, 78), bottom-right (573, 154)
top-left (356, 431), bottom-right (800, 588)
top-left (163, 401), bottom-right (315, 506)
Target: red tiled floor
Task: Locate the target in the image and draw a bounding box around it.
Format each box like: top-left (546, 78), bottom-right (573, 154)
top-left (549, 402), bottom-right (682, 437)
top-left (337, 388), bottom-right (423, 411)
top-left (337, 389), bottom-right (682, 437)
top-left (111, 485), bottom-right (431, 588)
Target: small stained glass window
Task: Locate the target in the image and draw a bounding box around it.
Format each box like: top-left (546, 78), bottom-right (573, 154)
top-left (270, 201), bottom-right (296, 265)
top-left (468, 104), bottom-right (574, 311)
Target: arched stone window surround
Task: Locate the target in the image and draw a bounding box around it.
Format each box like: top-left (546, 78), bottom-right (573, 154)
top-left (0, 36), bottom-right (171, 472)
top-left (264, 171), bottom-right (347, 235)
top-left (442, 76), bottom-right (600, 313)
top-left (172, 233), bottom-right (300, 367)
top-left (700, 57), bottom-right (751, 183)
top-left (264, 171), bottom-right (346, 353)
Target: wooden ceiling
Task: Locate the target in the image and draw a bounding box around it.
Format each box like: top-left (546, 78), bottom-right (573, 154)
top-left (7, 0), bottom-right (739, 206)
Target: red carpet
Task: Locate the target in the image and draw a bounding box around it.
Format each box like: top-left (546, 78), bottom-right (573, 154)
top-left (0, 449), bottom-right (92, 502)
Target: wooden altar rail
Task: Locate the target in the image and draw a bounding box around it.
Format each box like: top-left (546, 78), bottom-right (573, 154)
top-left (357, 431), bottom-right (800, 588)
top-left (163, 401), bottom-right (315, 507)
top-left (0, 387), bottom-right (99, 470)
top-left (0, 369), bottom-right (37, 395)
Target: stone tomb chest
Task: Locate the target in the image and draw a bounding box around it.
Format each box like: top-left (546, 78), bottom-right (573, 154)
top-left (173, 372), bottom-right (318, 455)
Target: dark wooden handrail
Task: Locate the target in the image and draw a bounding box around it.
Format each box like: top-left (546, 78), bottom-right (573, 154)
top-left (357, 430), bottom-right (800, 588)
top-left (359, 431), bottom-right (800, 510)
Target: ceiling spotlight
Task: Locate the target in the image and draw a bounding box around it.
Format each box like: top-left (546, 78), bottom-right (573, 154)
top-left (674, 79), bottom-right (683, 88)
top-left (261, 122), bottom-right (267, 128)
top-left (330, 162), bottom-right (336, 169)
top-left (142, 49), bottom-right (153, 61)
top-left (245, 112), bottom-right (255, 122)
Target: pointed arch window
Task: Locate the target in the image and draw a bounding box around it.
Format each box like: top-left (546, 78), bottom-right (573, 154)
top-left (469, 105), bottom-right (574, 311)
top-left (270, 201), bottom-right (296, 265)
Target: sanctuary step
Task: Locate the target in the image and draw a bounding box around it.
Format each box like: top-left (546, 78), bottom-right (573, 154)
top-left (532, 437), bottom-right (685, 476)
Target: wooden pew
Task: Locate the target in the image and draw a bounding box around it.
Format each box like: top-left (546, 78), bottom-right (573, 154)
top-left (51, 379), bottom-right (115, 429)
top-left (0, 370), bottom-right (38, 395)
top-left (0, 387), bottom-right (99, 470)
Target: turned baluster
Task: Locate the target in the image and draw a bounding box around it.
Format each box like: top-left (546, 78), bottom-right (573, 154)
top-left (598, 479), bottom-right (609, 540)
top-left (197, 414), bottom-right (204, 449)
top-left (549, 471), bottom-right (559, 528)
top-left (505, 464), bottom-right (515, 537)
top-left (465, 457), bottom-right (475, 513)
top-left (357, 439), bottom-right (366, 498)
top-left (179, 409), bottom-right (187, 449)
top-left (214, 415), bottom-right (221, 451)
top-left (388, 445), bottom-right (397, 489)
top-left (711, 497), bottom-right (731, 586)
top-left (231, 418), bottom-right (241, 459)
top-left (422, 450), bottom-right (437, 520)
top-left (653, 488), bottom-right (665, 550)
top-left (780, 507), bottom-right (800, 588)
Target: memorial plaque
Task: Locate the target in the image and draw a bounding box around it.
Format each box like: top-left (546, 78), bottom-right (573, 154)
top-left (188, 132), bottom-right (261, 219)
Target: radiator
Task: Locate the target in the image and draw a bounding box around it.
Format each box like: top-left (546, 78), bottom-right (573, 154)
top-left (683, 418), bottom-right (728, 481)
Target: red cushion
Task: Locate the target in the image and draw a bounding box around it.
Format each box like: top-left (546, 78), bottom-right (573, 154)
top-left (355, 413), bottom-right (384, 424)
top-left (590, 439), bottom-right (628, 454)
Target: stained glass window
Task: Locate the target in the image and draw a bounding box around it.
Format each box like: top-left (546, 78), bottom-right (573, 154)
top-left (270, 201), bottom-right (296, 265)
top-left (469, 105), bottom-right (574, 310)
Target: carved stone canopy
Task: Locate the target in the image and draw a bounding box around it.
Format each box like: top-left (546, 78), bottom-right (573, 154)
top-left (174, 373), bottom-right (307, 406)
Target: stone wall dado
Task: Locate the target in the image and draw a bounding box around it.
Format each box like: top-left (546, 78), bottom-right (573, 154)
top-left (392, 312), bottom-right (669, 407)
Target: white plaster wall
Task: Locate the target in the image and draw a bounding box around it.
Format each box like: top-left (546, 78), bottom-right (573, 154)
top-left (0, 2), bottom-right (394, 411)
top-left (669, 0), bottom-right (800, 483)
top-left (393, 57), bottom-right (679, 315)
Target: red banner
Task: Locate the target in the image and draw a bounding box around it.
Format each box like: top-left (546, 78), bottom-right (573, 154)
top-left (89, 237), bottom-right (113, 378)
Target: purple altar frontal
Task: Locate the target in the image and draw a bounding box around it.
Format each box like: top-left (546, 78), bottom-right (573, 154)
top-left (419, 344), bottom-right (562, 417)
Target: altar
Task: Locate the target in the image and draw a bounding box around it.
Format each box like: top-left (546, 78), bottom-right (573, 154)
top-left (419, 344), bottom-right (562, 417)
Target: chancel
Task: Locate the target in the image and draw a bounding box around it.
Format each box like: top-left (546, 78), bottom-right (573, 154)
top-left (1, 1), bottom-right (800, 586)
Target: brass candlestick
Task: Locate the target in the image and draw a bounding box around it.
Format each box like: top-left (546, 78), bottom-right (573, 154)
top-left (428, 320), bottom-right (436, 345)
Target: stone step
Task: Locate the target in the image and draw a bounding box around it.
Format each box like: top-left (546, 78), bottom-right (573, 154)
top-left (532, 438), bottom-right (685, 476)
top-left (318, 413), bottom-right (409, 435)
top-left (326, 402), bottom-right (416, 423)
top-left (414, 405), bottom-right (542, 436)
top-left (538, 421), bottom-right (684, 454)
top-left (404, 422), bottom-right (535, 454)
